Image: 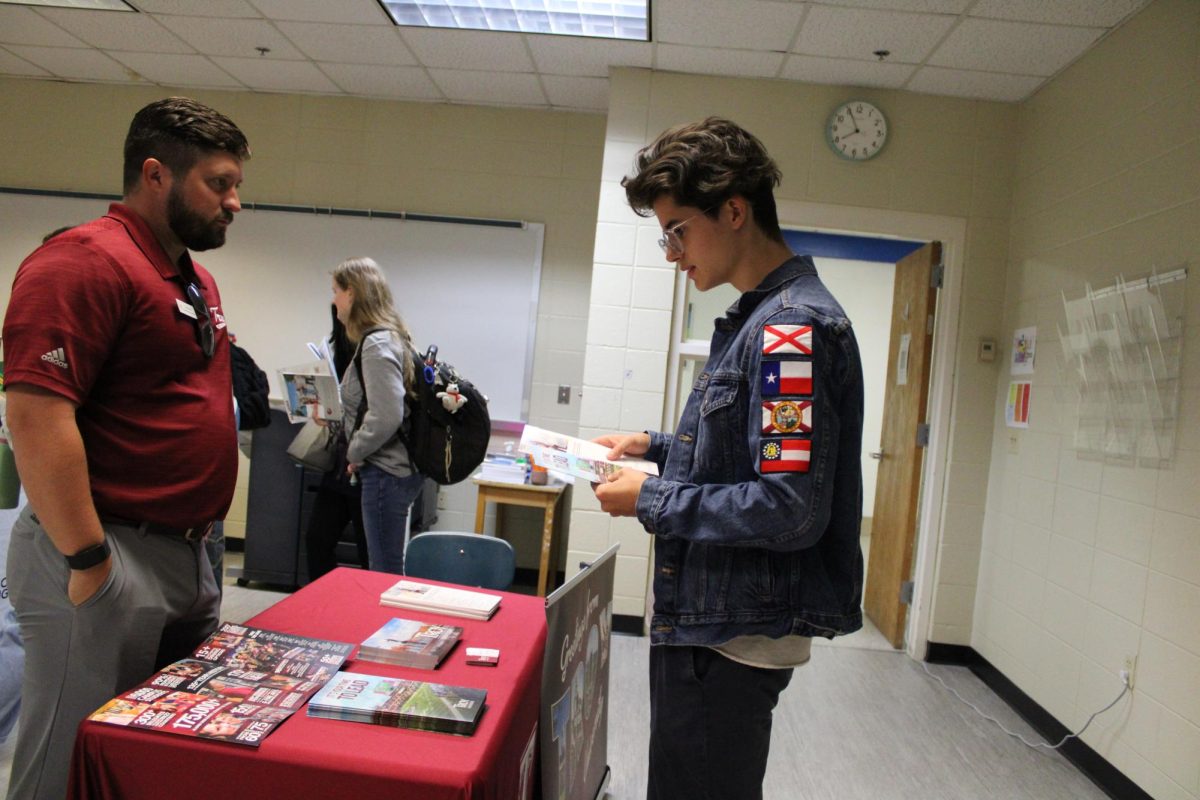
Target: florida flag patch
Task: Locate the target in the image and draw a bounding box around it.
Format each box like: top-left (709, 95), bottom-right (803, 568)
top-left (763, 324), bottom-right (812, 355)
top-left (762, 399), bottom-right (812, 434)
top-left (761, 360), bottom-right (812, 396)
top-left (760, 438), bottom-right (811, 473)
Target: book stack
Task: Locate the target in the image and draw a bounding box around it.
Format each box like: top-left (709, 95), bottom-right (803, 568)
top-left (307, 671), bottom-right (487, 735)
top-left (359, 618), bottom-right (463, 669)
top-left (479, 454), bottom-right (527, 484)
top-left (380, 579), bottom-right (501, 621)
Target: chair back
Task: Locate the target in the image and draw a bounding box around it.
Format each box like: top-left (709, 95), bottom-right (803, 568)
top-left (404, 532), bottom-right (515, 591)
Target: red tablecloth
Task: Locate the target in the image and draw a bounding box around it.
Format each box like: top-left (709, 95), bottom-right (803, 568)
top-left (68, 568), bottom-right (546, 799)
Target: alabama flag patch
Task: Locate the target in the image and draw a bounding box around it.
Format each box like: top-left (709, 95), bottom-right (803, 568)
top-left (761, 360), bottom-right (812, 396)
top-left (762, 399), bottom-right (812, 434)
top-left (759, 438), bottom-right (811, 473)
top-left (763, 324), bottom-right (812, 355)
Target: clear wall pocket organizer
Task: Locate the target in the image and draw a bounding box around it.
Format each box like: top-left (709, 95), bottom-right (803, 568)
top-left (1058, 265), bottom-right (1188, 466)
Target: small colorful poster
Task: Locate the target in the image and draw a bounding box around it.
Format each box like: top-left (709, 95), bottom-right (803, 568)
top-left (1006, 382), bottom-right (1032, 428)
top-left (1011, 326), bottom-right (1036, 375)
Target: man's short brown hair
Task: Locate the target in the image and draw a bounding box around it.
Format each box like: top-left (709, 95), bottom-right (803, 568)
top-left (123, 97), bottom-right (250, 193)
top-left (621, 117), bottom-right (783, 241)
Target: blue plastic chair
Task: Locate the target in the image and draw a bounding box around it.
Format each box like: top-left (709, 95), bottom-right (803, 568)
top-left (404, 532), bottom-right (516, 591)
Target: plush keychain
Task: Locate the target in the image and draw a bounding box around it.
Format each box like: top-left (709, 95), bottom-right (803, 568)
top-left (437, 382), bottom-right (468, 413)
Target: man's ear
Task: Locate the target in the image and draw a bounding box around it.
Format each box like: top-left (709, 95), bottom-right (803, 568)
top-left (725, 195), bottom-right (751, 231)
top-left (140, 157), bottom-right (169, 191)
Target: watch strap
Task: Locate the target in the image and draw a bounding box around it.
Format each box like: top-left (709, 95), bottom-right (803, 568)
top-left (65, 538), bottom-right (111, 570)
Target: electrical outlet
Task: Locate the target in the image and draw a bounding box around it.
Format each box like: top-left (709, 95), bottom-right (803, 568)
top-left (1121, 655), bottom-right (1137, 689)
top-left (436, 490), bottom-right (448, 511)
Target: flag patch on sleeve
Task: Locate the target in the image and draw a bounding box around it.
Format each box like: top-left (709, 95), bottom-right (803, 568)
top-left (763, 325), bottom-right (812, 355)
top-left (761, 360), bottom-right (812, 396)
top-left (762, 400), bottom-right (812, 434)
top-left (759, 438), bottom-right (811, 473)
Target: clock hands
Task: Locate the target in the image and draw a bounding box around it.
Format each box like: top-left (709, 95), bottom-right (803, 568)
top-left (846, 107), bottom-right (862, 135)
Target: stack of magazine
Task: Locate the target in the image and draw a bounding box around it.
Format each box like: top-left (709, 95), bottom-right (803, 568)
top-left (380, 579), bottom-right (501, 621)
top-left (359, 617), bottom-right (463, 669)
top-left (307, 671), bottom-right (487, 735)
top-left (87, 623), bottom-right (354, 746)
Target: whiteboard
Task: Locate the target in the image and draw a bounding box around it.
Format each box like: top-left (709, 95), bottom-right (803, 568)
top-left (0, 190), bottom-right (543, 422)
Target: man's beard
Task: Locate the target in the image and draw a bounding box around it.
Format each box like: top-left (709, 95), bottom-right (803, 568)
top-left (167, 185), bottom-right (230, 252)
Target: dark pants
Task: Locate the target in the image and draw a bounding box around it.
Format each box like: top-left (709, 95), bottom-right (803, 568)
top-left (648, 645), bottom-right (793, 800)
top-left (304, 487), bottom-right (367, 583)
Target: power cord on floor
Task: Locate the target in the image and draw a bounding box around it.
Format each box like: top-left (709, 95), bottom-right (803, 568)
top-left (920, 661), bottom-right (1130, 752)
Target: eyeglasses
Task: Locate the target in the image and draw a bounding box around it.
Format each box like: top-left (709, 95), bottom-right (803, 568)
top-left (656, 207), bottom-right (714, 254)
top-left (183, 281), bottom-right (215, 359)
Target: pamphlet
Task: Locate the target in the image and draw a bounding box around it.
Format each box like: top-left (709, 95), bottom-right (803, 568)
top-left (279, 363), bottom-right (342, 424)
top-left (518, 424), bottom-right (659, 483)
top-left (359, 617), bottom-right (463, 669)
top-left (380, 579), bottom-right (501, 621)
top-left (307, 671), bottom-right (487, 735)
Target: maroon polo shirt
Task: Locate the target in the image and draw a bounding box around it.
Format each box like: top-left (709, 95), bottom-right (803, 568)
top-left (3, 203), bottom-right (237, 528)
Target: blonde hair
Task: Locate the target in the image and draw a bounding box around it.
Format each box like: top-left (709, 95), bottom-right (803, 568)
top-left (332, 257), bottom-right (415, 390)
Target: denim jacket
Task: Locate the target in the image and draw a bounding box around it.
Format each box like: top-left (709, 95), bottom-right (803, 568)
top-left (636, 256), bottom-right (864, 645)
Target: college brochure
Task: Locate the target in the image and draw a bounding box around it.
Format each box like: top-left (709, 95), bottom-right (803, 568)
top-left (517, 424), bottom-right (659, 484)
top-left (307, 671), bottom-right (487, 735)
top-left (379, 579), bottom-right (501, 621)
top-left (279, 362), bottom-right (342, 424)
top-left (359, 617), bottom-right (463, 669)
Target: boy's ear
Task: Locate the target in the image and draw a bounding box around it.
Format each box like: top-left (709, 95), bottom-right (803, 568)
top-left (726, 195), bottom-right (751, 231)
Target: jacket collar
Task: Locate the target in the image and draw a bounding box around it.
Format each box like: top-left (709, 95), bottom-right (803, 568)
top-left (719, 254), bottom-right (815, 330)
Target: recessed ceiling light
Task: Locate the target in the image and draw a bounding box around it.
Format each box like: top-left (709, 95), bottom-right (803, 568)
top-left (379, 0), bottom-right (649, 41)
top-left (0, 0), bottom-right (134, 9)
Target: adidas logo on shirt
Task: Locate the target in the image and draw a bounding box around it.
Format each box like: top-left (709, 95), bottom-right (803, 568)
top-left (40, 347), bottom-right (68, 369)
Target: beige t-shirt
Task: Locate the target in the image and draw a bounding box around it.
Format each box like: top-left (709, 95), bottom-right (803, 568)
top-left (713, 634), bottom-right (812, 669)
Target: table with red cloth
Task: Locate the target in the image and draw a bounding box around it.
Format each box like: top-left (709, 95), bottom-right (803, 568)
top-left (68, 568), bottom-right (547, 800)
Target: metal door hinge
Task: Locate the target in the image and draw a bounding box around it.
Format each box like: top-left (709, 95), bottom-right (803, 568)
top-left (931, 262), bottom-right (944, 289)
top-left (916, 423), bottom-right (930, 448)
top-left (900, 580), bottom-right (914, 605)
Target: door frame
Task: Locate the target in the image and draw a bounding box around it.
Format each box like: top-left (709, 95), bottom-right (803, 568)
top-left (662, 198), bottom-right (966, 660)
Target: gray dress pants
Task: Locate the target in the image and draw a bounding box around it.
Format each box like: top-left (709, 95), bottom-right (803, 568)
top-left (5, 506), bottom-right (219, 800)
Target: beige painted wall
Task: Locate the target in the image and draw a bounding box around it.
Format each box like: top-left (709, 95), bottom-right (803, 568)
top-left (0, 78), bottom-right (605, 567)
top-left (973, 1), bottom-right (1200, 797)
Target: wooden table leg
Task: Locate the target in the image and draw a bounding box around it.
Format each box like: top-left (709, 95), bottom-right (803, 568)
top-left (474, 490), bottom-right (487, 534)
top-left (537, 502), bottom-right (555, 597)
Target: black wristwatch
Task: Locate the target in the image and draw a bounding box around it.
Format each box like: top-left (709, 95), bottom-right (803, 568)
top-left (65, 538), bottom-right (111, 571)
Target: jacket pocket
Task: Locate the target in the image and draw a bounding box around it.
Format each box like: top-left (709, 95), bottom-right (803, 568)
top-left (694, 378), bottom-right (742, 480)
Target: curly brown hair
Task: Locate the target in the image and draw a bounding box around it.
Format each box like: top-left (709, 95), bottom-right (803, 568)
top-left (620, 117), bottom-right (784, 241)
top-left (123, 97), bottom-right (250, 193)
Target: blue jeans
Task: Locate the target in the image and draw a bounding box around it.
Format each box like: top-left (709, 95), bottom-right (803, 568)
top-left (358, 464), bottom-right (422, 574)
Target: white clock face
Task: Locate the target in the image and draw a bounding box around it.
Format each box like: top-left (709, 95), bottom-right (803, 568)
top-left (827, 101), bottom-right (887, 161)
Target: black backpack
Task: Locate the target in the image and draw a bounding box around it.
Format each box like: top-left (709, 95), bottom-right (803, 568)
top-left (354, 333), bottom-right (490, 485)
top-left (229, 341), bottom-right (271, 431)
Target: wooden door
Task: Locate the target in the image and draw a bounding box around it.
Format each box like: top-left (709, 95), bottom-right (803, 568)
top-left (864, 241), bottom-right (941, 649)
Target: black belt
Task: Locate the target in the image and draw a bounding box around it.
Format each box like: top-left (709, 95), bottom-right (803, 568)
top-left (99, 516), bottom-right (214, 542)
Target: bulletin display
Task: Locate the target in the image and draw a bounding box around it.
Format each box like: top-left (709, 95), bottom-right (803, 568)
top-left (0, 188), bottom-right (544, 423)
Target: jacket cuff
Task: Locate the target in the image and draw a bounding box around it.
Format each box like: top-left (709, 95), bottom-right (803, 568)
top-left (635, 475), bottom-right (664, 534)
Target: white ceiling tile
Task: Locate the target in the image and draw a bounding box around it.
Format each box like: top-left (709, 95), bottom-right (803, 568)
top-left (0, 6), bottom-right (86, 47)
top-left (816, 0), bottom-right (970, 11)
top-left (656, 44), bottom-right (785, 79)
top-left (0, 46), bottom-right (51, 77)
top-left (527, 35), bottom-right (651, 78)
top-left (4, 44), bottom-right (137, 81)
top-left (400, 28), bottom-right (534, 71)
top-left (212, 55), bottom-right (341, 93)
top-left (275, 22), bottom-right (416, 66)
top-left (794, 6), bottom-right (957, 62)
top-left (156, 16), bottom-right (305, 59)
top-left (320, 62), bottom-right (442, 100)
top-left (971, 0), bottom-right (1147, 27)
top-left (929, 18), bottom-right (1104, 76)
top-left (130, 0), bottom-right (261, 17)
top-left (38, 8), bottom-right (193, 53)
top-left (782, 54), bottom-right (914, 89)
top-left (247, 0), bottom-right (389, 25)
top-left (428, 68), bottom-right (546, 106)
top-left (542, 74), bottom-right (608, 111)
top-left (655, 0), bottom-right (802, 51)
top-left (907, 66), bottom-right (1043, 101)
top-left (110, 51), bottom-right (243, 87)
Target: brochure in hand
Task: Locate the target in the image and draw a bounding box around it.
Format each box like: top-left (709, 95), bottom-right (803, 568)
top-left (307, 671), bottom-right (487, 735)
top-left (86, 622), bottom-right (354, 747)
top-left (279, 363), bottom-right (342, 424)
top-left (359, 617), bottom-right (463, 669)
top-left (517, 424), bottom-right (659, 484)
top-left (379, 579), bottom-right (501, 621)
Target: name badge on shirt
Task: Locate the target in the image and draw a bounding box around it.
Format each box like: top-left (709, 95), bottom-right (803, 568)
top-left (176, 298), bottom-right (198, 319)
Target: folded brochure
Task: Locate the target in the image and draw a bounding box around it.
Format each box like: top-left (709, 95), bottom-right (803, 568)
top-left (307, 671), bottom-right (487, 735)
top-left (380, 579), bottom-right (501, 621)
top-left (518, 424), bottom-right (658, 483)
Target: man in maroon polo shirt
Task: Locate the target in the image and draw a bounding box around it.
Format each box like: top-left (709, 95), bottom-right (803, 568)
top-left (2, 97), bottom-right (250, 800)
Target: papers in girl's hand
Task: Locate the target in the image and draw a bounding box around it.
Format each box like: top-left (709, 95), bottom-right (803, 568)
top-left (518, 424), bottom-right (658, 484)
top-left (279, 362), bottom-right (341, 424)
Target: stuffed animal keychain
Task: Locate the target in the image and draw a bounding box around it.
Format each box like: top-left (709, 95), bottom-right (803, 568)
top-left (437, 382), bottom-right (468, 413)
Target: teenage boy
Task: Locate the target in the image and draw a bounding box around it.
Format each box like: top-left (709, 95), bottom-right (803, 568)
top-left (593, 117), bottom-right (865, 800)
top-left (3, 97), bottom-right (249, 800)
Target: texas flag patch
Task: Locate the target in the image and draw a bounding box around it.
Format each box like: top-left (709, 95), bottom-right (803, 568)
top-left (759, 438), bottom-right (811, 473)
top-left (763, 324), bottom-right (812, 355)
top-left (762, 399), bottom-right (812, 434)
top-left (761, 360), bottom-right (812, 396)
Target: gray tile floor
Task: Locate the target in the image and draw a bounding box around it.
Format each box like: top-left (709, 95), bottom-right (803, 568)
top-left (0, 554), bottom-right (1112, 800)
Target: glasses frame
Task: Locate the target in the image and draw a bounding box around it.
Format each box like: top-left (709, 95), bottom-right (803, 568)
top-left (656, 207), bottom-right (715, 255)
top-left (183, 281), bottom-right (216, 359)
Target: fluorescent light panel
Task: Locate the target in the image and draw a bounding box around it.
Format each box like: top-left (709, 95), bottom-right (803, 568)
top-left (381, 0), bottom-right (649, 41)
top-left (0, 0), bottom-right (134, 9)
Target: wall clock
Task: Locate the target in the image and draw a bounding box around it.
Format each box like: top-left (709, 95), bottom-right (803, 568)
top-left (826, 100), bottom-right (888, 161)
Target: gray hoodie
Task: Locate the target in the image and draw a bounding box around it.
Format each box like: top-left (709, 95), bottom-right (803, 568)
top-left (341, 329), bottom-right (413, 477)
